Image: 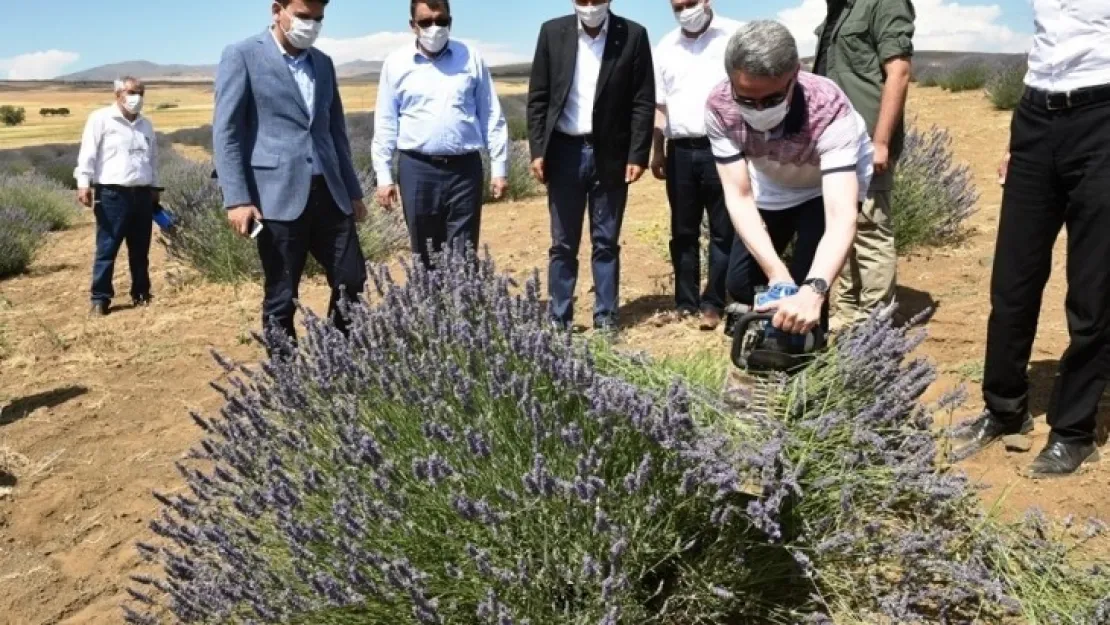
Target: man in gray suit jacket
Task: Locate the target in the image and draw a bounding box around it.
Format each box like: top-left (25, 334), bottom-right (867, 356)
top-left (212, 0), bottom-right (367, 351)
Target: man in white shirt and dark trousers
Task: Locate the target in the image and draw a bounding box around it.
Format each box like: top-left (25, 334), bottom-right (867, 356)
top-left (74, 76), bottom-right (159, 317)
top-left (950, 0), bottom-right (1110, 476)
top-left (651, 0), bottom-right (741, 331)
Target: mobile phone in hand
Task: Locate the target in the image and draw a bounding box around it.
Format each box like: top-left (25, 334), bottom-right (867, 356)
top-left (249, 220), bottom-right (264, 239)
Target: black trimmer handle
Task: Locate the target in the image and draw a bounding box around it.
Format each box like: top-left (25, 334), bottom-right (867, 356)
top-left (730, 311), bottom-right (825, 370)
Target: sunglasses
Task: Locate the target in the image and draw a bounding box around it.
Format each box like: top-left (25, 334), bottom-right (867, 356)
top-left (731, 77), bottom-right (794, 109)
top-left (415, 16), bottom-right (452, 28)
top-left (672, 0), bottom-right (702, 12)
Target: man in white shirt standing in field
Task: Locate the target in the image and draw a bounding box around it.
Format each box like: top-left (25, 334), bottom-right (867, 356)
top-left (651, 0), bottom-right (742, 331)
top-left (950, 0), bottom-right (1110, 477)
top-left (74, 76), bottom-right (159, 317)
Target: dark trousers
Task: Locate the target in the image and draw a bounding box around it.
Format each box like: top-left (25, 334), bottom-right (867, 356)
top-left (546, 132), bottom-right (629, 327)
top-left (665, 137), bottom-right (734, 314)
top-left (983, 89), bottom-right (1110, 444)
top-left (91, 185), bottom-right (154, 304)
top-left (257, 175), bottom-right (367, 343)
top-left (397, 150), bottom-right (484, 268)
top-left (725, 196), bottom-right (829, 331)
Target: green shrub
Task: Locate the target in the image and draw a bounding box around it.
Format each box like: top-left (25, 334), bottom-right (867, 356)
top-left (892, 123), bottom-right (979, 252)
top-left (986, 59), bottom-right (1027, 111)
top-left (936, 60), bottom-right (991, 92)
top-left (125, 250), bottom-right (1110, 625)
top-left (482, 140), bottom-right (541, 203)
top-left (155, 102), bottom-right (179, 110)
top-left (0, 106), bottom-right (25, 127)
top-left (0, 171), bottom-right (79, 230)
top-left (507, 116), bottom-right (528, 142)
top-left (0, 206), bottom-right (48, 278)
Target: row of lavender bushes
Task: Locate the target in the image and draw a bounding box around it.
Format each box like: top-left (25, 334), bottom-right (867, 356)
top-left (156, 98), bottom-right (539, 284)
top-left (124, 245), bottom-right (1110, 624)
top-left (0, 171), bottom-right (79, 277)
top-left (913, 57), bottom-right (1028, 110)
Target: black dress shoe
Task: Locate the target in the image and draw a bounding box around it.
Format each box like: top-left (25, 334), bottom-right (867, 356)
top-left (947, 409), bottom-right (1034, 462)
top-left (133, 293), bottom-right (153, 307)
top-left (1026, 437), bottom-right (1099, 478)
top-left (89, 301), bottom-right (109, 317)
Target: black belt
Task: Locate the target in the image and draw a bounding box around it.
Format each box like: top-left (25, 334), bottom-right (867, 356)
top-left (1023, 83), bottom-right (1110, 111)
top-left (400, 150), bottom-right (478, 165)
top-left (669, 136), bottom-right (710, 149)
top-left (94, 184), bottom-right (153, 193)
top-left (553, 131), bottom-right (594, 146)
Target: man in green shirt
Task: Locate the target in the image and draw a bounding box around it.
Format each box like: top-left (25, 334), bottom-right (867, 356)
top-left (812, 0), bottom-right (914, 330)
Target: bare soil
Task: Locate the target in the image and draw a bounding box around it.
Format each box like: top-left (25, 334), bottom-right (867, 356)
top-left (1, 85), bottom-right (1106, 624)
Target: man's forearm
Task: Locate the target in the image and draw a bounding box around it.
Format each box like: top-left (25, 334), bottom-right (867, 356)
top-left (873, 58), bottom-right (911, 147)
top-left (725, 192), bottom-right (793, 284)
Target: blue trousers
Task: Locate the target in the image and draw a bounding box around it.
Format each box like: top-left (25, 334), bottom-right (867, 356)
top-left (91, 185), bottom-right (154, 304)
top-left (397, 150), bottom-right (484, 268)
top-left (546, 133), bottom-right (629, 327)
top-left (726, 196), bottom-right (830, 332)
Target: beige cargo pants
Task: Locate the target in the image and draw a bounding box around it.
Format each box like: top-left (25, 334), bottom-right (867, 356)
top-left (832, 188), bottom-right (896, 330)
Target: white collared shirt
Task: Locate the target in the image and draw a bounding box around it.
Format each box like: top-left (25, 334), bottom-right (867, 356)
top-left (556, 17), bottom-right (608, 136)
top-left (73, 104), bottom-right (158, 188)
top-left (655, 13), bottom-right (744, 138)
top-left (1026, 0), bottom-right (1110, 92)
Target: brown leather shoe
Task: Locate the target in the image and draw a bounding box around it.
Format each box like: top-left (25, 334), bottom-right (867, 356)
top-left (699, 309), bottom-right (722, 331)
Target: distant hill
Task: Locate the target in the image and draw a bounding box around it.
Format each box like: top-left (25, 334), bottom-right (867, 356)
top-left (56, 50), bottom-right (1027, 84)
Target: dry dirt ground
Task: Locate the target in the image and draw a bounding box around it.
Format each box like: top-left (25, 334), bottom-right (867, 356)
top-left (0, 84), bottom-right (1106, 624)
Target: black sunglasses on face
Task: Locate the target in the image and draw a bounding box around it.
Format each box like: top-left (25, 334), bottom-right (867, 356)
top-left (731, 78), bottom-right (793, 109)
top-left (415, 16), bottom-right (452, 28)
top-left (672, 0), bottom-right (701, 12)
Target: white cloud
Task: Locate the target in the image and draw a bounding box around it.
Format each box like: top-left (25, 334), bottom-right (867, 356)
top-left (778, 0), bottom-right (1031, 56)
top-left (0, 49), bottom-right (80, 80)
top-left (315, 31), bottom-right (528, 67)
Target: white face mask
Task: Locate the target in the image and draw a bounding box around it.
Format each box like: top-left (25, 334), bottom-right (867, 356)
top-left (419, 25), bottom-right (450, 54)
top-left (281, 9), bottom-right (322, 50)
top-left (740, 99), bottom-right (790, 132)
top-left (122, 94), bottom-right (143, 114)
top-left (677, 3), bottom-right (711, 33)
top-left (574, 2), bottom-right (610, 29)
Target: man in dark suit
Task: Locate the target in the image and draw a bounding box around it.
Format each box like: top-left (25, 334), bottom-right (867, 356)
top-left (527, 0), bottom-right (655, 336)
top-left (212, 0), bottom-right (367, 353)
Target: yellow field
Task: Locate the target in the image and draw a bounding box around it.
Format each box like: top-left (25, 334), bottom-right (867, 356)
top-left (0, 80), bottom-right (529, 149)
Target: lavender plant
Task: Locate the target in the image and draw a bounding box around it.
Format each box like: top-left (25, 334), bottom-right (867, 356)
top-left (986, 59), bottom-right (1028, 111)
top-left (892, 123), bottom-right (979, 253)
top-left (126, 248), bottom-right (1110, 624)
top-left (0, 170), bottom-right (79, 230)
top-left (0, 206), bottom-right (49, 278)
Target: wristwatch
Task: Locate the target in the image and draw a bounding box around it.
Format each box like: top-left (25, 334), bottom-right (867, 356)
top-left (801, 277), bottom-right (829, 296)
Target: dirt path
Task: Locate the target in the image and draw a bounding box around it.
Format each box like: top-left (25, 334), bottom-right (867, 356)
top-left (0, 85), bottom-right (1105, 624)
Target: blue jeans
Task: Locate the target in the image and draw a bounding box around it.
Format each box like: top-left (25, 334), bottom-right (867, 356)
top-left (546, 132), bottom-right (629, 327)
top-left (397, 151), bottom-right (484, 268)
top-left (91, 185), bottom-right (154, 304)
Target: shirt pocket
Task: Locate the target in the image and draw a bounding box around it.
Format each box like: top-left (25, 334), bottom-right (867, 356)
top-left (836, 20), bottom-right (881, 77)
top-left (250, 151), bottom-right (281, 169)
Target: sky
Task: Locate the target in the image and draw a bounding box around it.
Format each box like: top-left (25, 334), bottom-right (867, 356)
top-left (0, 0), bottom-right (1036, 79)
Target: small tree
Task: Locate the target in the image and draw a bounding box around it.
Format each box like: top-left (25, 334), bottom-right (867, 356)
top-left (0, 106), bottom-right (26, 127)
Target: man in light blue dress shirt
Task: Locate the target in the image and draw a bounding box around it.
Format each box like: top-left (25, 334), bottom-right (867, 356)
top-left (371, 0), bottom-right (509, 268)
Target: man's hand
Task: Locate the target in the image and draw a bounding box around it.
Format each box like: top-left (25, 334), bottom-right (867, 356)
top-left (626, 164), bottom-right (645, 184)
top-left (352, 198), bottom-right (368, 222)
top-left (755, 288), bottom-right (824, 335)
top-left (375, 185), bottom-right (399, 211)
top-left (530, 158), bottom-right (546, 184)
top-left (650, 153), bottom-right (666, 180)
top-left (77, 187), bottom-right (93, 208)
top-left (872, 141), bottom-right (890, 175)
top-left (998, 150), bottom-right (1010, 185)
top-left (227, 205), bottom-right (263, 237)
top-left (490, 176), bottom-right (508, 200)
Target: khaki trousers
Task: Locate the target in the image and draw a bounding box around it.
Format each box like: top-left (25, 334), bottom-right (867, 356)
top-left (832, 189), bottom-right (896, 328)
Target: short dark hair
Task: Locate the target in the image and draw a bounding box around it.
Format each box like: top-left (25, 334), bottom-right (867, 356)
top-left (411, 0), bottom-right (450, 18)
top-left (276, 0), bottom-right (329, 6)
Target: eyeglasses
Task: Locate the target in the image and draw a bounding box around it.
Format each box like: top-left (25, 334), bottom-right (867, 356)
top-left (731, 78), bottom-right (794, 109)
top-left (415, 16), bottom-right (452, 28)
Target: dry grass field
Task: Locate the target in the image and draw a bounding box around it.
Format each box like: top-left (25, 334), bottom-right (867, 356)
top-left (0, 80), bottom-right (529, 149)
top-left (0, 83), bottom-right (1107, 623)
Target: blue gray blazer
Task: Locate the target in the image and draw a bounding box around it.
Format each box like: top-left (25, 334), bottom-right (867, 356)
top-left (212, 29), bottom-right (363, 222)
